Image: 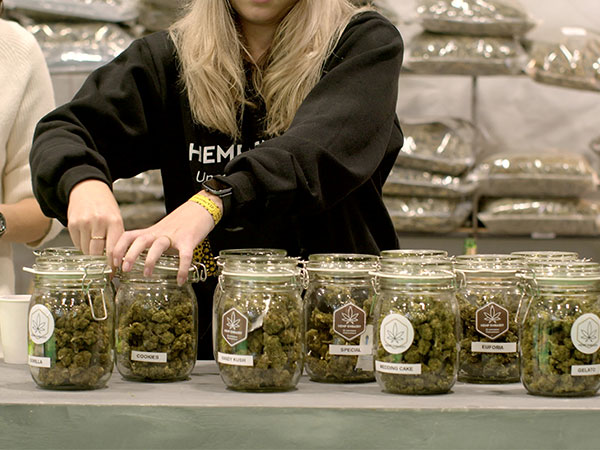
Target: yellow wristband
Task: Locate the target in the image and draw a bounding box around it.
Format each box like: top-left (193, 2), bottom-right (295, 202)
top-left (190, 193), bottom-right (223, 225)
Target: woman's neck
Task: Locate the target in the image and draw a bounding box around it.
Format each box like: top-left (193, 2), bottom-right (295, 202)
top-left (240, 22), bottom-right (276, 63)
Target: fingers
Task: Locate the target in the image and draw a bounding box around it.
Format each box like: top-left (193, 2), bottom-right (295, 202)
top-left (143, 235), bottom-right (172, 278)
top-left (177, 247), bottom-right (194, 286)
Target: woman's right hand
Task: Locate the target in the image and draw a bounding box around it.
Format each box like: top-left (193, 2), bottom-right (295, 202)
top-left (67, 179), bottom-right (124, 263)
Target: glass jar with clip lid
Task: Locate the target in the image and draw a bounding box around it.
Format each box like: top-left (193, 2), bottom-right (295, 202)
top-left (372, 257), bottom-right (459, 394)
top-left (304, 253), bottom-right (379, 383)
top-left (114, 252), bottom-right (205, 382)
top-left (520, 259), bottom-right (600, 397)
top-left (214, 254), bottom-right (304, 391)
top-left (454, 254), bottom-right (524, 383)
top-left (25, 247), bottom-right (114, 390)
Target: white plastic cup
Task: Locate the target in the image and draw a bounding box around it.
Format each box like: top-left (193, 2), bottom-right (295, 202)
top-left (0, 295), bottom-right (31, 364)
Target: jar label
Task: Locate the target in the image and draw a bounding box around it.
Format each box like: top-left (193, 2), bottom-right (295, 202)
top-left (28, 355), bottom-right (51, 368)
top-left (329, 344), bottom-right (371, 355)
top-left (131, 350), bottom-right (167, 363)
top-left (375, 361), bottom-right (421, 375)
top-left (380, 314), bottom-right (414, 354)
top-left (571, 313), bottom-right (600, 355)
top-left (475, 302), bottom-right (509, 340)
top-left (29, 304), bottom-right (54, 345)
top-left (217, 352), bottom-right (253, 366)
top-left (471, 342), bottom-right (517, 353)
top-left (333, 303), bottom-right (366, 341)
top-left (221, 308), bottom-right (248, 347)
top-left (571, 364), bottom-right (600, 376)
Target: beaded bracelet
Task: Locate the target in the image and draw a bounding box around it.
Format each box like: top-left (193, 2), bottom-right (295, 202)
top-left (189, 193), bottom-right (223, 225)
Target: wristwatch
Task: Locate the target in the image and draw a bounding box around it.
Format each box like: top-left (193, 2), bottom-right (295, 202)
top-left (202, 178), bottom-right (233, 198)
top-left (202, 178), bottom-right (233, 215)
top-left (0, 212), bottom-right (6, 238)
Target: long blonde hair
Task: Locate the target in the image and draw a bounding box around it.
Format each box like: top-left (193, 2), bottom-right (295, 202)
top-left (169, 0), bottom-right (371, 139)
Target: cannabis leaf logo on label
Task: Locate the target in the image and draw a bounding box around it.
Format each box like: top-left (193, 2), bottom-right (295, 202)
top-left (341, 306), bottom-right (359, 324)
top-left (581, 321), bottom-right (598, 343)
top-left (483, 305), bottom-right (501, 324)
top-left (227, 312), bottom-right (240, 331)
top-left (386, 323), bottom-right (405, 345)
top-left (31, 312), bottom-right (46, 336)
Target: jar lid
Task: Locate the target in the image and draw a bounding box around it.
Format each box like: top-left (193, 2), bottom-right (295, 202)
top-left (221, 255), bottom-right (301, 278)
top-left (511, 250), bottom-right (579, 261)
top-left (525, 260), bottom-right (600, 281)
top-left (24, 247), bottom-right (111, 276)
top-left (218, 248), bottom-right (287, 257)
top-left (128, 252), bottom-right (197, 274)
top-left (373, 257), bottom-right (454, 281)
top-left (454, 254), bottom-right (523, 274)
top-left (380, 249), bottom-right (448, 259)
top-left (306, 253), bottom-right (379, 273)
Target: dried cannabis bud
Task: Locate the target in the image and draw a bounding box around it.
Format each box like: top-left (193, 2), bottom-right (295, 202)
top-left (521, 294), bottom-right (600, 396)
top-left (305, 282), bottom-right (375, 383)
top-left (29, 290), bottom-right (113, 389)
top-left (457, 290), bottom-right (521, 383)
top-left (216, 289), bottom-right (303, 391)
top-left (375, 293), bottom-right (458, 394)
top-left (115, 286), bottom-right (197, 381)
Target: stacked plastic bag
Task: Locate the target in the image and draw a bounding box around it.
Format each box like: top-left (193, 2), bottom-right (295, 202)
top-left (470, 149), bottom-right (600, 236)
top-left (383, 117), bottom-right (482, 233)
top-left (404, 0), bottom-right (534, 76)
top-left (112, 170), bottom-right (166, 230)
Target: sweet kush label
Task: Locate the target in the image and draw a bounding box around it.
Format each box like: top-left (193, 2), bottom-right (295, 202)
top-left (222, 308), bottom-right (248, 347)
top-left (475, 302), bottom-right (509, 340)
top-left (333, 303), bottom-right (366, 341)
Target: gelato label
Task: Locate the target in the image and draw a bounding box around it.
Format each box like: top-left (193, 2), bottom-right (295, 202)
top-left (131, 350), bottom-right (167, 363)
top-left (333, 303), bottom-right (366, 341)
top-left (571, 364), bottom-right (600, 376)
top-left (221, 308), bottom-right (248, 347)
top-left (218, 352), bottom-right (253, 367)
top-left (471, 342), bottom-right (517, 353)
top-left (29, 304), bottom-right (54, 345)
top-left (380, 314), bottom-right (414, 354)
top-left (376, 361), bottom-right (421, 375)
top-left (571, 313), bottom-right (600, 354)
top-left (476, 302), bottom-right (509, 340)
top-left (28, 355), bottom-right (51, 368)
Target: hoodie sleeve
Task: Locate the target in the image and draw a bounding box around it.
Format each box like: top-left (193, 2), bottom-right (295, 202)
top-left (219, 12), bottom-right (403, 222)
top-left (30, 32), bottom-right (171, 225)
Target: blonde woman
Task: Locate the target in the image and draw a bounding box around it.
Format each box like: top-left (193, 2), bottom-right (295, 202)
top-left (31, 0), bottom-right (404, 358)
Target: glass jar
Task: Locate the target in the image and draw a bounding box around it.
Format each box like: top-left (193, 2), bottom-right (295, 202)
top-left (454, 254), bottom-right (524, 383)
top-left (373, 257), bottom-right (459, 395)
top-left (114, 253), bottom-right (202, 382)
top-left (25, 248), bottom-right (114, 390)
top-left (520, 260), bottom-right (600, 397)
top-left (511, 251), bottom-right (579, 261)
top-left (304, 253), bottom-right (378, 383)
top-left (214, 255), bottom-right (304, 391)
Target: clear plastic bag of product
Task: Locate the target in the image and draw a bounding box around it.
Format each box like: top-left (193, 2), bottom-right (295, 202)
top-left (383, 196), bottom-right (473, 233)
top-left (396, 117), bottom-right (483, 176)
top-left (478, 197), bottom-right (600, 236)
top-left (138, 0), bottom-right (184, 32)
top-left (472, 149), bottom-right (599, 198)
top-left (404, 32), bottom-right (527, 76)
top-left (25, 22), bottom-right (134, 74)
top-left (383, 167), bottom-right (477, 198)
top-left (113, 170), bottom-right (164, 203)
top-left (526, 28), bottom-right (600, 92)
top-left (4, 0), bottom-right (139, 22)
top-left (416, 0), bottom-right (535, 37)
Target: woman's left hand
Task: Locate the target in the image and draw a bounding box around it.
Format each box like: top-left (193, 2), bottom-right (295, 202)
top-left (112, 198), bottom-right (220, 285)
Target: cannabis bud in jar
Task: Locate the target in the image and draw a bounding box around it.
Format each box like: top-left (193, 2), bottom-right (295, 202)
top-left (520, 260), bottom-right (600, 397)
top-left (26, 248), bottom-right (114, 390)
top-left (114, 253), bottom-right (202, 382)
top-left (373, 257), bottom-right (459, 395)
top-left (304, 254), bottom-right (378, 383)
top-left (454, 254), bottom-right (523, 383)
top-left (214, 255), bottom-right (304, 391)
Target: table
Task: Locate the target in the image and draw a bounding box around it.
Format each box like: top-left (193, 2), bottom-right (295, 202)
top-left (1, 361), bottom-right (598, 450)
